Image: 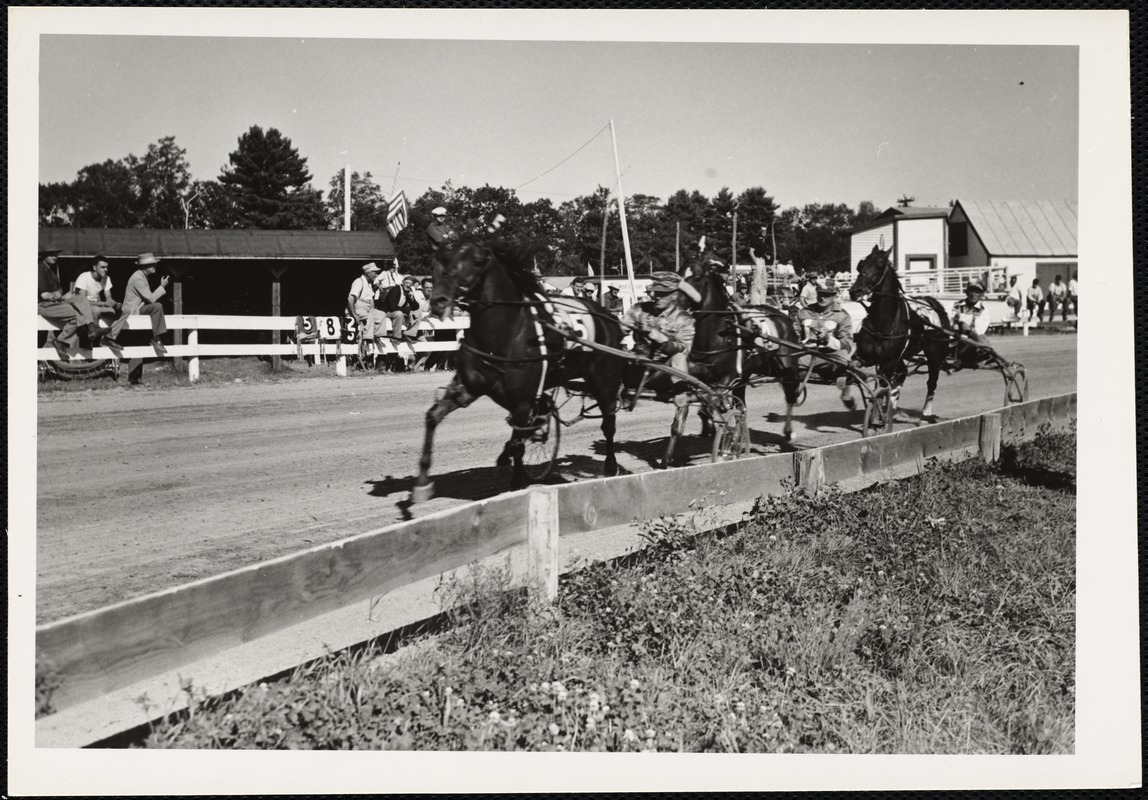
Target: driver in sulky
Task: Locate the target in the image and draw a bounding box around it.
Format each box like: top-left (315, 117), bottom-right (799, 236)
top-left (950, 280), bottom-right (991, 366)
top-left (621, 270), bottom-right (702, 408)
top-left (796, 276), bottom-right (858, 410)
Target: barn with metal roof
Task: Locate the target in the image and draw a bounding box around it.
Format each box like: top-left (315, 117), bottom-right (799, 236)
top-left (949, 199), bottom-right (1077, 291)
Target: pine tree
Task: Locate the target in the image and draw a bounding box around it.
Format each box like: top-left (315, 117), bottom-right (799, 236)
top-left (218, 126), bottom-right (326, 229)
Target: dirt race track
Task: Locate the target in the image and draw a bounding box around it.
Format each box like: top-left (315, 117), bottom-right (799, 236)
top-left (34, 334), bottom-right (1076, 624)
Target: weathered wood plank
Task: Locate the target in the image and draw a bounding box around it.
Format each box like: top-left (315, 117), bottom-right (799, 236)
top-left (36, 492), bottom-right (530, 711)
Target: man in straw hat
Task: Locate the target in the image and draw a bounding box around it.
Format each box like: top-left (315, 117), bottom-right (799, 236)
top-left (108, 253), bottom-right (170, 357)
top-left (38, 246), bottom-right (115, 359)
top-left (346, 261), bottom-right (391, 362)
top-left (796, 275), bottom-right (858, 410)
top-left (621, 270), bottom-right (702, 409)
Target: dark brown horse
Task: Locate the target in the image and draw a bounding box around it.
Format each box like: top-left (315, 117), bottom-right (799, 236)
top-left (411, 239), bottom-right (625, 502)
top-left (849, 245), bottom-right (951, 420)
top-left (627, 262), bottom-right (803, 466)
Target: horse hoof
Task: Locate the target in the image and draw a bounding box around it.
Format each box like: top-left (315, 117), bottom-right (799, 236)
top-left (783, 430), bottom-right (793, 442)
top-left (604, 461), bottom-right (619, 478)
top-left (410, 482), bottom-right (435, 504)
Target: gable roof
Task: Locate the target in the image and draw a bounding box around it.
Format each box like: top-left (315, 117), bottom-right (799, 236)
top-left (38, 228), bottom-right (395, 261)
top-left (956, 199), bottom-right (1077, 257)
top-left (853, 205), bottom-right (950, 233)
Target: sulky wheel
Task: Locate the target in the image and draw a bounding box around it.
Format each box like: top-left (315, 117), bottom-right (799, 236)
top-left (522, 404), bottom-right (561, 482)
top-left (861, 377), bottom-right (895, 438)
top-left (711, 396), bottom-right (749, 462)
top-left (1004, 363), bottom-right (1029, 405)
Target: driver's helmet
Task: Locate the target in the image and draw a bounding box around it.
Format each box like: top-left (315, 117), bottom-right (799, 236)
top-left (650, 271), bottom-right (702, 304)
top-left (965, 280), bottom-right (985, 295)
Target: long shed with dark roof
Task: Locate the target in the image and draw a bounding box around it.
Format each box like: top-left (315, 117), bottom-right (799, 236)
top-left (38, 228), bottom-right (397, 324)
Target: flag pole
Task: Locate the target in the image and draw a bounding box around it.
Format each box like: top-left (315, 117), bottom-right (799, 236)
top-left (609, 119), bottom-right (637, 300)
top-left (343, 164), bottom-right (352, 231)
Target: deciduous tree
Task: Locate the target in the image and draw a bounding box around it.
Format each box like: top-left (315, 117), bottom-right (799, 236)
top-left (324, 168), bottom-right (387, 231)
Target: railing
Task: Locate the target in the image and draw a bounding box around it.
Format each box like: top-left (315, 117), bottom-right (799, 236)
top-left (901, 265), bottom-right (1010, 296)
top-left (37, 314), bottom-right (471, 381)
top-left (34, 393), bottom-right (1076, 744)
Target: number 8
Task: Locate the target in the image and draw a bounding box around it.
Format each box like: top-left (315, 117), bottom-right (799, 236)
top-left (325, 317), bottom-right (336, 337)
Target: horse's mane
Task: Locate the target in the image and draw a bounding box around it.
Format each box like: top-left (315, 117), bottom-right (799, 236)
top-left (485, 239), bottom-right (547, 296)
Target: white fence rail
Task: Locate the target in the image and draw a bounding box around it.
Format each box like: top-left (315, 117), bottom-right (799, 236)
top-left (901, 265), bottom-right (1011, 296)
top-left (37, 314), bottom-right (471, 381)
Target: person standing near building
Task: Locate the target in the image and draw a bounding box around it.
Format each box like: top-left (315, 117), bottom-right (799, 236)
top-left (426, 207), bottom-right (455, 251)
top-left (603, 284), bottom-right (624, 315)
top-left (1046, 274), bottom-right (1068, 322)
top-left (108, 253), bottom-right (170, 356)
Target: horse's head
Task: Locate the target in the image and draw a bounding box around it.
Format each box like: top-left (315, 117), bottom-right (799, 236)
top-left (430, 240), bottom-right (495, 319)
top-left (849, 245), bottom-right (894, 302)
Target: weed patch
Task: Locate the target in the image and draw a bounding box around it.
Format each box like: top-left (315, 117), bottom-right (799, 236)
top-left (133, 430), bottom-right (1076, 752)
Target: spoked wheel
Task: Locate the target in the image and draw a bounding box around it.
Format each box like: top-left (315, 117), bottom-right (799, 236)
top-left (711, 395), bottom-right (749, 462)
top-left (1003, 363), bottom-right (1029, 404)
top-left (522, 401), bottom-right (561, 482)
top-left (861, 376), bottom-right (895, 437)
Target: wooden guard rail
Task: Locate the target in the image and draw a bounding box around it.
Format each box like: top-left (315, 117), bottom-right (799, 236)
top-left (34, 393), bottom-right (1076, 717)
top-left (37, 313), bottom-right (471, 381)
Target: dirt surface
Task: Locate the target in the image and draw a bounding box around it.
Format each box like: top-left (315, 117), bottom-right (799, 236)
top-left (34, 334), bottom-right (1076, 624)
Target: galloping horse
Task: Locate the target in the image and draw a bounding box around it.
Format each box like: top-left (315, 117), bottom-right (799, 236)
top-left (849, 245), bottom-right (951, 420)
top-left (628, 262), bottom-right (803, 466)
top-left (411, 239), bottom-right (625, 502)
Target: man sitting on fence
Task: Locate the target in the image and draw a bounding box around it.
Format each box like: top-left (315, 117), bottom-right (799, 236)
top-left (795, 276), bottom-right (858, 410)
top-left (346, 262), bottom-right (391, 360)
top-left (621, 270), bottom-right (702, 409)
top-left (107, 253), bottom-right (170, 357)
top-left (38, 247), bottom-right (115, 360)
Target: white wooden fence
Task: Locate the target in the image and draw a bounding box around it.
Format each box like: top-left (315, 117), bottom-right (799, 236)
top-left (37, 313), bottom-right (471, 381)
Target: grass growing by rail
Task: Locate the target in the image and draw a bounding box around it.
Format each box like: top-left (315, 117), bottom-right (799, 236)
top-left (127, 426), bottom-right (1075, 753)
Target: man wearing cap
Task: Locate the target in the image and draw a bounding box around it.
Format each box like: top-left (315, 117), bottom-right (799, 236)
top-left (603, 284), bottom-right (624, 315)
top-left (426, 207), bottom-right (455, 250)
top-left (950, 281), bottom-right (990, 365)
top-left (621, 270), bottom-right (702, 408)
top-left (38, 247), bottom-right (112, 359)
top-left (108, 253), bottom-right (170, 356)
top-left (796, 276), bottom-right (858, 409)
top-left (346, 262), bottom-right (390, 357)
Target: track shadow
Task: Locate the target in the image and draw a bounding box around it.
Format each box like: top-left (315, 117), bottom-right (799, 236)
top-left (782, 408), bottom-right (869, 437)
top-left (746, 427), bottom-right (798, 454)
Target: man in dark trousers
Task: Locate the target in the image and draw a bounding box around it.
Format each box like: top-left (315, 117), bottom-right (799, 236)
top-left (37, 247), bottom-right (114, 359)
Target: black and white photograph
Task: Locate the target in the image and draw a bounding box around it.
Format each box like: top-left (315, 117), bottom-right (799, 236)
top-left (8, 6), bottom-right (1137, 794)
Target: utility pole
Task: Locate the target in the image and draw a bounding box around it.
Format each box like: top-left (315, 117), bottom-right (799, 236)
top-left (731, 210), bottom-right (738, 271)
top-left (675, 221), bottom-right (681, 273)
top-left (599, 190), bottom-right (609, 278)
top-left (343, 164), bottom-right (352, 231)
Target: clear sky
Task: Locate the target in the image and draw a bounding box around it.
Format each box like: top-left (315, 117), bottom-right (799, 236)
top-left (38, 34), bottom-right (1078, 212)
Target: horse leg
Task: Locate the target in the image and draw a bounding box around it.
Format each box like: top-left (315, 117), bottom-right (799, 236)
top-left (662, 400), bottom-right (691, 469)
top-left (601, 409), bottom-right (619, 477)
top-left (412, 378), bottom-right (476, 503)
top-left (500, 400), bottom-right (537, 490)
top-left (921, 344), bottom-right (942, 421)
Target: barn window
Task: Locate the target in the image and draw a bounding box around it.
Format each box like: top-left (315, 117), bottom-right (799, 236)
top-left (949, 222), bottom-right (968, 257)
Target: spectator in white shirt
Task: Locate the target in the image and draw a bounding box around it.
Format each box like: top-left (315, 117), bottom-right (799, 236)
top-left (1046, 274), bottom-right (1068, 322)
top-left (1067, 272), bottom-right (1079, 317)
top-left (71, 254), bottom-right (122, 322)
top-left (1025, 279), bottom-right (1045, 321)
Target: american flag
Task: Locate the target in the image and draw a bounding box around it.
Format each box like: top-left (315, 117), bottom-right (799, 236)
top-left (386, 190), bottom-right (409, 239)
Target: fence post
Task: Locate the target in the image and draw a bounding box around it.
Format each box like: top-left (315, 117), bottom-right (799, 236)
top-left (527, 488), bottom-right (559, 604)
top-left (187, 328), bottom-right (200, 383)
top-left (979, 412), bottom-right (1002, 463)
top-left (794, 449), bottom-right (825, 494)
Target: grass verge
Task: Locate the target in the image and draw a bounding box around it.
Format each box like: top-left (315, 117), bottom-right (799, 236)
top-left (105, 426), bottom-right (1075, 752)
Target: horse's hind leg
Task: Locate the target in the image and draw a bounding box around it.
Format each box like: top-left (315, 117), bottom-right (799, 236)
top-left (412, 377), bottom-right (475, 503)
top-left (662, 401), bottom-right (691, 469)
top-left (779, 363), bottom-right (801, 441)
top-left (499, 400), bottom-right (537, 490)
top-left (921, 342), bottom-right (943, 421)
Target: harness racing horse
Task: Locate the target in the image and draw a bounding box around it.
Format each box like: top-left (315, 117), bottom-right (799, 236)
top-left (849, 245), bottom-right (951, 421)
top-left (629, 264), bottom-right (803, 467)
top-left (412, 239), bottom-right (625, 502)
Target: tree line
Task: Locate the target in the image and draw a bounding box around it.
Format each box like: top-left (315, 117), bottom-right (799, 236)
top-left (39, 126), bottom-right (882, 276)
